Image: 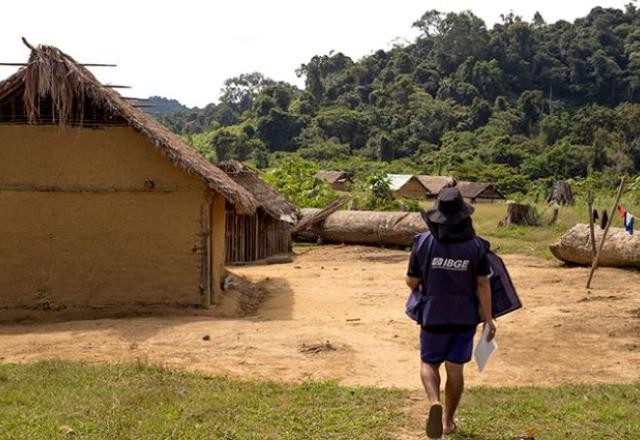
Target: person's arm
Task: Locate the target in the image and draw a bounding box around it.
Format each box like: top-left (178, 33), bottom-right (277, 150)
top-left (406, 275), bottom-right (421, 290)
top-left (476, 276), bottom-right (497, 341)
top-left (406, 239), bottom-right (422, 290)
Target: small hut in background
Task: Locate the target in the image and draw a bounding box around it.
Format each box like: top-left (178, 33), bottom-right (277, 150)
top-left (457, 181), bottom-right (505, 203)
top-left (315, 170), bottom-right (354, 192)
top-left (388, 174), bottom-right (426, 199)
top-left (218, 162), bottom-right (297, 264)
top-left (415, 176), bottom-right (456, 199)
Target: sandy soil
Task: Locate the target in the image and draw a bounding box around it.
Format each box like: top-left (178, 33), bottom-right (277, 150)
top-left (0, 245), bottom-right (639, 394)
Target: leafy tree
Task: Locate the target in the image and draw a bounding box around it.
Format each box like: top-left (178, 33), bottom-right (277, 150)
top-left (352, 171), bottom-right (398, 211)
top-left (220, 72), bottom-right (274, 114)
top-left (263, 157), bottom-right (338, 208)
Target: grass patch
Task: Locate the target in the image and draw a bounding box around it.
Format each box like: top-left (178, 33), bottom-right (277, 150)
top-left (0, 360), bottom-right (406, 439)
top-left (453, 382), bottom-right (640, 439)
top-left (471, 203), bottom-right (582, 259)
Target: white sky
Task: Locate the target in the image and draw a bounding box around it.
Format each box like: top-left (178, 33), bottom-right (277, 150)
top-left (0, 0), bottom-right (632, 108)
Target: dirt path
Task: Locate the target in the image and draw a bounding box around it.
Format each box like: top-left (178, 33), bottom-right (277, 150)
top-left (0, 245), bottom-right (639, 393)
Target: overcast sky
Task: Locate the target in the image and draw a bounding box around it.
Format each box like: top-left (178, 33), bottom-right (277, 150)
top-left (0, 0), bottom-right (632, 108)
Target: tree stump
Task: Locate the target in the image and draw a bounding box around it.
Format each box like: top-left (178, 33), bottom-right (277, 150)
top-left (498, 202), bottom-right (539, 227)
top-left (546, 181), bottom-right (574, 205)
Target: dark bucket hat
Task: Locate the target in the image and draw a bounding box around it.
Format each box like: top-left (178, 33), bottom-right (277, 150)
top-left (421, 187), bottom-right (475, 225)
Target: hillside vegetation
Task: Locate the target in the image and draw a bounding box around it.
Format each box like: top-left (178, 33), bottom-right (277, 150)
top-left (161, 6), bottom-right (640, 197)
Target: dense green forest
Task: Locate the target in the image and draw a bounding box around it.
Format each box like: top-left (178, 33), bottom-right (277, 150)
top-left (159, 5), bottom-right (640, 196)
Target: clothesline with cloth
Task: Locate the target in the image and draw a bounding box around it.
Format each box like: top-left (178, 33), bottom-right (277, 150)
top-left (617, 204), bottom-right (635, 235)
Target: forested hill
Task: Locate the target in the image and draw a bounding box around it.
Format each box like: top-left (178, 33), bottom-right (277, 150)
top-left (160, 6), bottom-right (640, 193)
top-left (144, 96), bottom-right (189, 116)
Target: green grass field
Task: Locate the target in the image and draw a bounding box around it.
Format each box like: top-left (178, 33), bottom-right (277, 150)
top-left (463, 197), bottom-right (639, 259)
top-left (1, 361), bottom-right (638, 439)
top-left (471, 202), bottom-right (581, 259)
top-left (0, 360), bottom-right (405, 439)
top-left (453, 383), bottom-right (640, 439)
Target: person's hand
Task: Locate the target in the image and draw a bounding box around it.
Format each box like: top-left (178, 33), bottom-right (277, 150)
top-left (483, 320), bottom-right (497, 341)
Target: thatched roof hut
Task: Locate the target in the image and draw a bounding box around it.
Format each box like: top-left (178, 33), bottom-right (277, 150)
top-left (415, 176), bottom-right (456, 198)
top-left (388, 175), bottom-right (455, 200)
top-left (217, 161), bottom-right (296, 222)
top-left (0, 39), bottom-right (256, 214)
top-left (315, 170), bottom-right (353, 191)
top-left (0, 40), bottom-right (255, 312)
top-left (218, 161), bottom-right (297, 264)
top-left (457, 181), bottom-right (505, 203)
top-left (388, 174), bottom-right (428, 199)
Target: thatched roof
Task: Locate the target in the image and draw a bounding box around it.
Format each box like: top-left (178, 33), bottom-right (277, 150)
top-left (457, 181), bottom-right (505, 199)
top-left (217, 161), bottom-right (297, 222)
top-left (415, 176), bottom-right (456, 195)
top-left (0, 40), bottom-right (256, 214)
top-left (315, 170), bottom-right (353, 184)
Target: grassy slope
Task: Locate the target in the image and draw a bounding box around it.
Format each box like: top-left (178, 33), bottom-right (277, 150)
top-left (454, 383), bottom-right (640, 440)
top-left (0, 361), bottom-right (405, 439)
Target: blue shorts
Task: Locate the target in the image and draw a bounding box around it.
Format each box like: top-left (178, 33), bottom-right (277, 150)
top-left (420, 326), bottom-right (476, 364)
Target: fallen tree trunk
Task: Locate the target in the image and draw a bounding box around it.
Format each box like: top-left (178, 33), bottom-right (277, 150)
top-left (292, 196), bottom-right (349, 233)
top-left (295, 209), bottom-right (427, 247)
top-left (550, 224), bottom-right (640, 268)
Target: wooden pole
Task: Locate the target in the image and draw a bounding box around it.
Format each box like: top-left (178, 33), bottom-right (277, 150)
top-left (586, 177), bottom-right (625, 289)
top-left (587, 190), bottom-right (597, 257)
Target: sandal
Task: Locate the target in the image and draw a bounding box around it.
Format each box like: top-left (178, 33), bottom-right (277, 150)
top-left (426, 403), bottom-right (443, 439)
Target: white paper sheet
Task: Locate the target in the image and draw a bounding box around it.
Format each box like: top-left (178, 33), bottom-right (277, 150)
top-left (474, 324), bottom-right (497, 372)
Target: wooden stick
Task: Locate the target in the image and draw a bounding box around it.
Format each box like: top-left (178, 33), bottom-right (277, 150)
top-left (587, 190), bottom-right (597, 257)
top-left (586, 177), bottom-right (625, 289)
top-left (105, 85), bottom-right (131, 89)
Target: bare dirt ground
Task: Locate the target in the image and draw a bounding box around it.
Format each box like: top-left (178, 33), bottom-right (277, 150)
top-left (1, 245), bottom-right (639, 394)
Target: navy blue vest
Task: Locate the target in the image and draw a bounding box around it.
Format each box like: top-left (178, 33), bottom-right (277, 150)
top-left (414, 232), bottom-right (485, 328)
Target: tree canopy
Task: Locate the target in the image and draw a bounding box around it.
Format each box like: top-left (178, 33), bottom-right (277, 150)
top-left (160, 6), bottom-right (640, 194)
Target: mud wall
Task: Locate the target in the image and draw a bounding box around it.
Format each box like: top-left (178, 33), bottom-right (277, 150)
top-left (0, 125), bottom-right (221, 309)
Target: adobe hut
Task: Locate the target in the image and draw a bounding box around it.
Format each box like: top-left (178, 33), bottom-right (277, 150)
top-left (388, 174), bottom-right (427, 199)
top-left (415, 175), bottom-right (456, 199)
top-left (457, 181), bottom-right (505, 203)
top-left (0, 41), bottom-right (257, 311)
top-left (217, 161), bottom-right (296, 264)
top-left (315, 170), bottom-right (354, 191)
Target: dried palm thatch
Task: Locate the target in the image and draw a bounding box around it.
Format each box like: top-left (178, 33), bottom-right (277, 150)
top-left (216, 161), bottom-right (296, 222)
top-left (0, 39), bottom-right (256, 214)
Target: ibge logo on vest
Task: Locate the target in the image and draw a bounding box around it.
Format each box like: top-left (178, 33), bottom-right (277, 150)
top-left (431, 257), bottom-right (470, 271)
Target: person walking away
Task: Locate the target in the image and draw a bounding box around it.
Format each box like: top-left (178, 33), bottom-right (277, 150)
top-left (406, 187), bottom-right (496, 438)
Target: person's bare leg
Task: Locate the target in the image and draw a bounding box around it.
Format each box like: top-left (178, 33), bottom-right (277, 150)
top-left (420, 361), bottom-right (441, 404)
top-left (421, 362), bottom-right (443, 438)
top-left (443, 361), bottom-right (465, 434)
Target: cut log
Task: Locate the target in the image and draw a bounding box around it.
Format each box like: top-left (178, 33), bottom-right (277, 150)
top-left (499, 202), bottom-right (539, 227)
top-left (292, 196), bottom-right (349, 233)
top-left (546, 181), bottom-right (574, 205)
top-left (294, 209), bottom-right (427, 247)
top-left (550, 224), bottom-right (640, 268)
